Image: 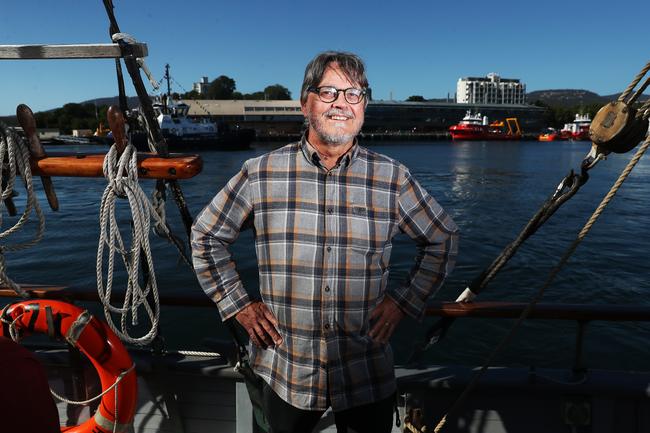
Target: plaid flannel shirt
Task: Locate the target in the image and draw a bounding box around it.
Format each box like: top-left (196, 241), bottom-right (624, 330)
top-left (192, 138), bottom-right (458, 411)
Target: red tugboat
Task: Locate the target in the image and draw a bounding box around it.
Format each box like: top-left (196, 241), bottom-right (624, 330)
top-left (559, 113), bottom-right (592, 140)
top-left (538, 127), bottom-right (558, 142)
top-left (449, 110), bottom-right (522, 140)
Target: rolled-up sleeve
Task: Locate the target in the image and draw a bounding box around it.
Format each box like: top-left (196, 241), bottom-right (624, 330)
top-left (387, 170), bottom-right (459, 321)
top-left (191, 162), bottom-right (254, 321)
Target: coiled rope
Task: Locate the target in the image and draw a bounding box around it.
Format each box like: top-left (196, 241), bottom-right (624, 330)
top-left (97, 142), bottom-right (172, 346)
top-left (433, 83), bottom-right (650, 433)
top-left (0, 123), bottom-right (45, 298)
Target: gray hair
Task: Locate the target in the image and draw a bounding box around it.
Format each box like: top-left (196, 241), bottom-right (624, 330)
top-left (300, 51), bottom-right (369, 104)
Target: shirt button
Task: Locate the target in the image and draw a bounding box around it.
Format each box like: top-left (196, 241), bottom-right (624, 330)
top-left (324, 323), bottom-right (330, 330)
top-left (325, 286), bottom-right (330, 292)
top-left (326, 246), bottom-right (331, 252)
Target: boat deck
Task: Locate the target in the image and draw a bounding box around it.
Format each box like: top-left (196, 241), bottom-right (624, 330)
top-left (33, 347), bottom-right (650, 433)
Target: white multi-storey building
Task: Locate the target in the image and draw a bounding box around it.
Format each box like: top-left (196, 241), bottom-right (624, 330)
top-left (456, 73), bottom-right (526, 105)
top-left (192, 76), bottom-right (209, 95)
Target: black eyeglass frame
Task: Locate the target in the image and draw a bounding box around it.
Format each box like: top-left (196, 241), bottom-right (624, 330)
top-left (307, 86), bottom-right (368, 104)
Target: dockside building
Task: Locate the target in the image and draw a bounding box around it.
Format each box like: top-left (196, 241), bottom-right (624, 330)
top-left (184, 99), bottom-right (545, 139)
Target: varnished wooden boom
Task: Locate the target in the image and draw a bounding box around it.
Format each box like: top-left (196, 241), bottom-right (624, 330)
top-left (29, 152), bottom-right (203, 180)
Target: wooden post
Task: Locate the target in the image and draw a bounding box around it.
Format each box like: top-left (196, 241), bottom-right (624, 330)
top-left (106, 105), bottom-right (128, 155)
top-left (16, 104), bottom-right (59, 211)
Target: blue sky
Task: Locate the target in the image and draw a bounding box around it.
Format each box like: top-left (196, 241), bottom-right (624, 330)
top-left (0, 0), bottom-right (647, 115)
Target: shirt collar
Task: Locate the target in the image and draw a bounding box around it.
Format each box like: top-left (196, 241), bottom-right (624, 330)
top-left (300, 133), bottom-right (359, 169)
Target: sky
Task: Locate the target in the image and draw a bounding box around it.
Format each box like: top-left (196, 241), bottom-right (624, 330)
top-left (0, 0), bottom-right (648, 116)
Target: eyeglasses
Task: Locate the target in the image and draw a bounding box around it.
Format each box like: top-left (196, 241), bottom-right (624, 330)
top-left (308, 86), bottom-right (367, 104)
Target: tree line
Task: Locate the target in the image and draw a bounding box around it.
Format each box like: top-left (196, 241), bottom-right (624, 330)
top-left (181, 75), bottom-right (292, 101)
top-left (33, 103), bottom-right (109, 134)
top-left (27, 75), bottom-right (292, 133)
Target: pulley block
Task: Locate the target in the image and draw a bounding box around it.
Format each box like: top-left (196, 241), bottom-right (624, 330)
top-left (589, 101), bottom-right (648, 153)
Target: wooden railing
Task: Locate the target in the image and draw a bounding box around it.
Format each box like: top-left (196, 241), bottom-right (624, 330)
top-left (3, 286), bottom-right (648, 369)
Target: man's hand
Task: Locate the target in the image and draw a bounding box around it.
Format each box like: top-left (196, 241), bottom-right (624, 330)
top-left (235, 301), bottom-right (283, 349)
top-left (368, 296), bottom-right (405, 344)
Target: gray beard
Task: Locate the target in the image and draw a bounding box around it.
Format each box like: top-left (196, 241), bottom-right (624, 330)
top-left (315, 129), bottom-right (356, 145)
top-left (308, 113), bottom-right (360, 146)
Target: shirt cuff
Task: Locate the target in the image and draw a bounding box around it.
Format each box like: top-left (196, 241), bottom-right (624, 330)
top-left (386, 287), bottom-right (426, 322)
top-left (215, 282), bottom-right (252, 321)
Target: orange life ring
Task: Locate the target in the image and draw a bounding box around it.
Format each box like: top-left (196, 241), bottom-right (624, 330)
top-left (1, 300), bottom-right (137, 433)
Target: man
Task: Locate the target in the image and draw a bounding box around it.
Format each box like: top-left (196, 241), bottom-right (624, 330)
top-left (0, 336), bottom-right (60, 432)
top-left (192, 51), bottom-right (458, 433)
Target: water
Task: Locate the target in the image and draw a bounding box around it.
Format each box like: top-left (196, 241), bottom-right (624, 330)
top-left (5, 140), bottom-right (650, 371)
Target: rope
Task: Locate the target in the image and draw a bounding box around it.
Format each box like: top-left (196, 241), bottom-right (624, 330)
top-left (625, 75), bottom-right (650, 106)
top-left (49, 363), bottom-right (135, 405)
top-left (618, 60), bottom-right (650, 103)
top-left (111, 32), bottom-right (159, 91)
top-left (97, 142), bottom-right (174, 346)
top-left (0, 123), bottom-right (46, 298)
top-left (433, 133), bottom-right (650, 433)
top-left (172, 349), bottom-right (223, 358)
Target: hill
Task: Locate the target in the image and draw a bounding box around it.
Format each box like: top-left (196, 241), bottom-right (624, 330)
top-left (79, 96), bottom-right (141, 108)
top-left (527, 89), bottom-right (648, 107)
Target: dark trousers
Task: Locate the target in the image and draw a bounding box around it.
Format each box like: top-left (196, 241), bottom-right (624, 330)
top-left (262, 381), bottom-right (394, 433)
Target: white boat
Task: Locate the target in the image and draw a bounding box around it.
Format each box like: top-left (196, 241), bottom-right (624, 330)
top-left (134, 64), bottom-right (254, 151)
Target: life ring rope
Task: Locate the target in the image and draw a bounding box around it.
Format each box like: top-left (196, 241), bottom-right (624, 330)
top-left (50, 363), bottom-right (135, 405)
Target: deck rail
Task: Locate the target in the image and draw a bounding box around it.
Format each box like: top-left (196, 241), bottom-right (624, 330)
top-left (2, 286), bottom-right (649, 321)
top-left (3, 286), bottom-right (649, 370)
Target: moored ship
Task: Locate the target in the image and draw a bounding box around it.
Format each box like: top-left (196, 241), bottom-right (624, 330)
top-left (449, 110), bottom-right (522, 140)
top-left (559, 113), bottom-right (592, 140)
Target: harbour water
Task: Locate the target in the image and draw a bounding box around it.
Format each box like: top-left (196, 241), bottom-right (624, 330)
top-left (6, 139), bottom-right (650, 371)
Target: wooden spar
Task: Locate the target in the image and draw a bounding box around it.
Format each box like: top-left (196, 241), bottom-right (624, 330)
top-left (16, 104), bottom-right (59, 211)
top-left (0, 43), bottom-right (147, 60)
top-left (30, 152), bottom-right (203, 180)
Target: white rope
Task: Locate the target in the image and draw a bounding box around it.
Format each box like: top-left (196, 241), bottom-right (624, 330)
top-left (49, 363), bottom-right (135, 406)
top-left (111, 32), bottom-right (159, 91)
top-left (172, 349), bottom-right (223, 358)
top-left (0, 124), bottom-right (45, 297)
top-left (97, 143), bottom-right (168, 346)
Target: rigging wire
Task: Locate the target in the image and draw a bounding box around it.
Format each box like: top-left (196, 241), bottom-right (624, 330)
top-left (434, 131), bottom-right (650, 432)
top-left (432, 62), bottom-right (650, 432)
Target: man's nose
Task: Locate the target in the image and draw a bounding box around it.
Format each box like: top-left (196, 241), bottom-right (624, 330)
top-left (331, 90), bottom-right (346, 105)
